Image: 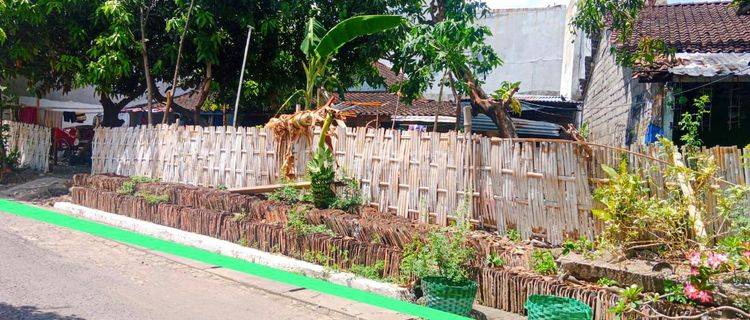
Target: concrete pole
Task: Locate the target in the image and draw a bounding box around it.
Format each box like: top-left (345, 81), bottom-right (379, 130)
top-left (233, 27), bottom-right (253, 128)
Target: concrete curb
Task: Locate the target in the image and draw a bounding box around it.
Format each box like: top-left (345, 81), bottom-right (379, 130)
top-left (53, 202), bottom-right (414, 302)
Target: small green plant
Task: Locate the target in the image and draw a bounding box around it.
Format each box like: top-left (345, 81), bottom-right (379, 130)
top-left (579, 121), bottom-right (590, 140)
top-left (400, 210), bottom-right (474, 284)
top-left (596, 277), bottom-right (619, 287)
top-left (302, 250), bottom-right (330, 266)
top-left (117, 176), bottom-right (160, 195)
top-left (663, 280), bottom-right (688, 304)
top-left (217, 184), bottom-right (228, 190)
top-left (485, 252), bottom-right (505, 268)
top-left (679, 94), bottom-right (711, 153)
top-left (135, 191), bottom-right (170, 205)
top-left (610, 284), bottom-right (643, 317)
top-left (237, 237), bottom-right (248, 247)
top-left (530, 249), bottom-right (557, 276)
top-left (285, 205), bottom-right (335, 237)
top-left (268, 183), bottom-right (309, 204)
top-left (331, 177), bottom-right (364, 213)
top-left (506, 229), bottom-right (521, 242)
top-left (349, 261), bottom-right (385, 280)
top-left (562, 236), bottom-right (595, 255)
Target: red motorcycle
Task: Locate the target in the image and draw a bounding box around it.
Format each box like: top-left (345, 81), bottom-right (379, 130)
top-left (53, 126), bottom-right (94, 165)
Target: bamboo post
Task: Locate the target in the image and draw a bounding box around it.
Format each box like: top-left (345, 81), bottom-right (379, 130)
top-left (672, 150), bottom-right (707, 243)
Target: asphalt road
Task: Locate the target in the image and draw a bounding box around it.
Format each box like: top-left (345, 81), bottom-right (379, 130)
top-left (0, 212), bottom-right (360, 320)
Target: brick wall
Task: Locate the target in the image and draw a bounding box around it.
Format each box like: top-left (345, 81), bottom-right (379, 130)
top-left (582, 33), bottom-right (660, 147)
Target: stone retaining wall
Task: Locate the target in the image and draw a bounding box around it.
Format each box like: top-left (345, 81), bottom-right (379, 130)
top-left (71, 174), bottom-right (690, 319)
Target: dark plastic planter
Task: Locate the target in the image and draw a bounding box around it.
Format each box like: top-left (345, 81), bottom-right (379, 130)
top-left (421, 276), bottom-right (477, 316)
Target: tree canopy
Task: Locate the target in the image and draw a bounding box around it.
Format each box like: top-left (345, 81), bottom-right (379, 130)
top-left (0, 0), bottom-right (422, 126)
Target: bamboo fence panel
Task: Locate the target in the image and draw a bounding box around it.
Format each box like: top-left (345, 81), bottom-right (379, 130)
top-left (3, 121), bottom-right (51, 172)
top-left (91, 125), bottom-right (750, 244)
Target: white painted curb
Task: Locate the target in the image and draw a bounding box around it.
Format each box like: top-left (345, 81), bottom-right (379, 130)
top-left (53, 202), bottom-right (414, 301)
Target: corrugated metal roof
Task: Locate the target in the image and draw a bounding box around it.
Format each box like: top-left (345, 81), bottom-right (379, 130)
top-left (457, 112), bottom-right (562, 138)
top-left (669, 53), bottom-right (750, 77)
top-left (516, 94), bottom-right (580, 104)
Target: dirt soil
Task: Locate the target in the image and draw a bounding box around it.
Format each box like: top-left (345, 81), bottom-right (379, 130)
top-left (0, 165), bottom-right (89, 204)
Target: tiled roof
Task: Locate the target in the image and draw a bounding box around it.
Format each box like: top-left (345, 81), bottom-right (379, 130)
top-left (125, 91), bottom-right (203, 112)
top-left (340, 91), bottom-right (455, 117)
top-left (373, 61), bottom-right (403, 88)
top-left (620, 2), bottom-right (750, 53)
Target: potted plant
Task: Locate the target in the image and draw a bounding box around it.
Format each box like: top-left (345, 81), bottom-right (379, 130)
top-left (400, 216), bottom-right (477, 315)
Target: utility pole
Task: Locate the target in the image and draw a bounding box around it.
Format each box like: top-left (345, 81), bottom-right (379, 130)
top-left (233, 27), bottom-right (253, 127)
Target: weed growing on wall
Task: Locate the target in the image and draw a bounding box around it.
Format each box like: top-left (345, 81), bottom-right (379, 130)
top-left (285, 205), bottom-right (335, 237)
top-left (135, 191), bottom-right (170, 205)
top-left (117, 176), bottom-right (160, 195)
top-left (349, 261), bottom-right (385, 280)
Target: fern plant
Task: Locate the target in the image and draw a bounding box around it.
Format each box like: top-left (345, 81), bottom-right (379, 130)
top-left (307, 147), bottom-right (336, 209)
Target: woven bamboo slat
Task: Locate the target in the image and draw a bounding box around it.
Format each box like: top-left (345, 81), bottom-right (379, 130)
top-left (2, 121), bottom-right (51, 172)
top-left (91, 125), bottom-right (750, 245)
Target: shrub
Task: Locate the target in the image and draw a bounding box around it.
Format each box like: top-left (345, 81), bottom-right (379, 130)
top-left (349, 261), bottom-right (385, 280)
top-left (485, 253), bottom-right (505, 267)
top-left (593, 159), bottom-right (692, 255)
top-left (268, 184), bottom-right (308, 204)
top-left (400, 217), bottom-right (474, 284)
top-left (331, 177), bottom-right (364, 213)
top-left (562, 236), bottom-right (595, 255)
top-left (530, 249), bottom-right (557, 276)
top-left (505, 229), bottom-right (521, 242)
top-left (596, 277), bottom-right (619, 287)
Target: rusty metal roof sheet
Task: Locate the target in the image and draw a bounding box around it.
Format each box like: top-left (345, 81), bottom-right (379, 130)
top-left (669, 53), bottom-right (750, 77)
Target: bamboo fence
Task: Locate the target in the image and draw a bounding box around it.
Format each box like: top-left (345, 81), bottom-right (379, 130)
top-left (3, 121), bottom-right (51, 172)
top-left (91, 125), bottom-right (749, 244)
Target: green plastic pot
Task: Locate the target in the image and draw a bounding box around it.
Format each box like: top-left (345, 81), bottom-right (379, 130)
top-left (524, 295), bottom-right (592, 320)
top-left (421, 277), bottom-right (477, 316)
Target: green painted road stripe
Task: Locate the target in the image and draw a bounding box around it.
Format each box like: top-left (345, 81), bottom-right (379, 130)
top-left (0, 199), bottom-right (469, 320)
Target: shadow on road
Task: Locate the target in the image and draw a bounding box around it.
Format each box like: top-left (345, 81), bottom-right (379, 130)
top-left (0, 303), bottom-right (86, 320)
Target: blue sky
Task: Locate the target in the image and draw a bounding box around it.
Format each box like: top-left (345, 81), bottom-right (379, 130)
top-left (485, 0), bottom-right (708, 9)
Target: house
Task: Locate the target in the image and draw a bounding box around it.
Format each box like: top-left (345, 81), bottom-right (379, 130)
top-left (337, 2), bottom-right (588, 137)
top-left (121, 91), bottom-right (227, 126)
top-left (581, 1), bottom-right (750, 147)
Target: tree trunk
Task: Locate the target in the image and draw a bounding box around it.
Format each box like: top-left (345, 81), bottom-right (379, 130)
top-left (163, 0), bottom-right (196, 124)
top-left (193, 63), bottom-right (212, 126)
top-left (99, 89), bottom-right (144, 127)
top-left (459, 69), bottom-right (517, 138)
top-left (140, 7), bottom-right (155, 126)
top-left (99, 94), bottom-right (124, 127)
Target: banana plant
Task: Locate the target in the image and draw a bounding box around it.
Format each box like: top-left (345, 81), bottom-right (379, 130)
top-left (283, 15), bottom-right (406, 111)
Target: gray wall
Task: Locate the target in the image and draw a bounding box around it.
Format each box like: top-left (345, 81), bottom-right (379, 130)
top-left (482, 6), bottom-right (567, 95)
top-left (421, 5), bottom-right (570, 99)
top-left (581, 33), bottom-right (657, 147)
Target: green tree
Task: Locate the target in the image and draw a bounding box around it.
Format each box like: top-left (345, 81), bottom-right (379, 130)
top-left (391, 0), bottom-right (518, 137)
top-left (1, 0), bottom-right (422, 127)
top-left (572, 0), bottom-right (673, 67)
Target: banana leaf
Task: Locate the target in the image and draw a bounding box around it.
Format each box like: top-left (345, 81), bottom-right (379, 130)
top-left (314, 15), bottom-right (405, 59)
